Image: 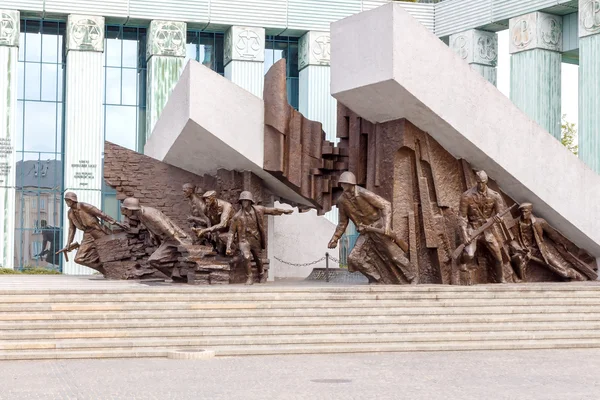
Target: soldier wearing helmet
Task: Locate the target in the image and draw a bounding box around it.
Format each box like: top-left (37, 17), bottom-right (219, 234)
top-left (121, 197), bottom-right (191, 276)
top-left (192, 191), bottom-right (235, 255)
top-left (226, 191), bottom-right (292, 285)
top-left (328, 172), bottom-right (415, 284)
top-left (182, 183), bottom-right (210, 232)
top-left (61, 191), bottom-right (121, 273)
top-left (457, 170), bottom-right (515, 283)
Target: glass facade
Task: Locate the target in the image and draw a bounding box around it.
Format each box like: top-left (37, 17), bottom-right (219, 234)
top-left (102, 25), bottom-right (147, 222)
top-left (15, 20), bottom-right (66, 270)
top-left (265, 36), bottom-right (299, 109)
top-left (186, 31), bottom-right (224, 75)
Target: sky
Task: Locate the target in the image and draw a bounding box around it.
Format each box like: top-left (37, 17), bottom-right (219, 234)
top-left (496, 30), bottom-right (579, 127)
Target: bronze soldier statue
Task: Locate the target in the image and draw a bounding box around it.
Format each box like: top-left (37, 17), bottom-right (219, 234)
top-left (226, 191), bottom-right (293, 285)
top-left (120, 197), bottom-right (191, 276)
top-left (193, 190), bottom-right (235, 255)
top-left (328, 172), bottom-right (415, 284)
top-left (60, 191), bottom-right (123, 273)
top-left (457, 170), bottom-right (513, 283)
top-left (182, 183), bottom-right (210, 230)
top-left (509, 203), bottom-right (585, 281)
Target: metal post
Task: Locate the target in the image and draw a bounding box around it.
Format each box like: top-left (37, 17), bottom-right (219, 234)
top-left (325, 252), bottom-right (330, 282)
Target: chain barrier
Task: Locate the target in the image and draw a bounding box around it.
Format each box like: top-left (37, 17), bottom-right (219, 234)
top-left (273, 254), bottom-right (340, 267)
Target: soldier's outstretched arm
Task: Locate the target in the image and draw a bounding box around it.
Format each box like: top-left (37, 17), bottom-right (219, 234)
top-left (329, 206), bottom-right (349, 248)
top-left (260, 206), bottom-right (293, 216)
top-left (458, 194), bottom-right (470, 243)
top-left (84, 203), bottom-right (117, 225)
top-left (226, 218), bottom-right (238, 255)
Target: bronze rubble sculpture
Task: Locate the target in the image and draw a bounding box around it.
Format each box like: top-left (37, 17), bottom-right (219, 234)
top-left (455, 170), bottom-right (517, 284)
top-left (328, 172), bottom-right (416, 284)
top-left (120, 197), bottom-right (192, 279)
top-left (509, 203), bottom-right (596, 281)
top-left (59, 191), bottom-right (125, 274)
top-left (227, 191), bottom-right (293, 285)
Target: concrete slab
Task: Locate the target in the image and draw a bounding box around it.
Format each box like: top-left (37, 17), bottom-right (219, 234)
top-left (330, 3), bottom-right (600, 257)
top-left (144, 60), bottom-right (313, 207)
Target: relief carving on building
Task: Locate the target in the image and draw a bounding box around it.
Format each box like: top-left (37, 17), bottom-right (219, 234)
top-left (147, 20), bottom-right (186, 59)
top-left (298, 31), bottom-right (331, 70)
top-left (450, 30), bottom-right (497, 67)
top-left (509, 12), bottom-right (562, 54)
top-left (67, 15), bottom-right (104, 52)
top-left (579, 0), bottom-right (600, 37)
top-left (224, 26), bottom-right (265, 65)
top-left (0, 10), bottom-right (19, 47)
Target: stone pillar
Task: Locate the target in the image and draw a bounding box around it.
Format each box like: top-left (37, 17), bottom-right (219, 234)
top-left (449, 29), bottom-right (498, 86)
top-left (578, 0), bottom-right (600, 172)
top-left (63, 15), bottom-right (105, 275)
top-left (0, 10), bottom-right (19, 269)
top-left (509, 12), bottom-right (563, 140)
top-left (146, 20), bottom-right (186, 143)
top-left (224, 26), bottom-right (265, 98)
top-left (298, 31), bottom-right (338, 225)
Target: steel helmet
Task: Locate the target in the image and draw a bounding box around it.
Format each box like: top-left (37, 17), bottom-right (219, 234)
top-left (238, 191), bottom-right (255, 203)
top-left (121, 197), bottom-right (141, 210)
top-left (64, 192), bottom-right (78, 202)
top-left (182, 183), bottom-right (195, 191)
top-left (338, 171), bottom-right (357, 185)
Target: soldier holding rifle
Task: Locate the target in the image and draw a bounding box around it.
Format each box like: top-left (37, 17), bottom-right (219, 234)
top-left (456, 171), bottom-right (515, 284)
top-left (58, 192), bottom-right (126, 272)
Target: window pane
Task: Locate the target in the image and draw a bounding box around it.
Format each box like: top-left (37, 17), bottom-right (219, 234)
top-left (186, 43), bottom-right (197, 64)
top-left (105, 106), bottom-right (136, 150)
top-left (121, 69), bottom-right (137, 106)
top-left (41, 33), bottom-right (59, 63)
top-left (105, 67), bottom-right (121, 104)
top-left (17, 62), bottom-right (24, 99)
top-left (24, 62), bottom-right (41, 101)
top-left (24, 32), bottom-right (42, 62)
top-left (122, 39), bottom-right (138, 68)
top-left (23, 102), bottom-right (58, 152)
top-left (16, 101), bottom-right (23, 152)
top-left (41, 64), bottom-right (58, 101)
top-left (105, 39), bottom-right (122, 67)
top-left (18, 32), bottom-right (24, 61)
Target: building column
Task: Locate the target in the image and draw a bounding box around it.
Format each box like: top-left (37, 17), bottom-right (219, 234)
top-left (298, 31), bottom-right (338, 225)
top-left (578, 0), bottom-right (600, 172)
top-left (224, 26), bottom-right (265, 98)
top-left (509, 12), bottom-right (563, 140)
top-left (449, 29), bottom-right (498, 86)
top-left (145, 20), bottom-right (186, 143)
top-left (63, 15), bottom-right (105, 275)
top-left (0, 10), bottom-right (19, 269)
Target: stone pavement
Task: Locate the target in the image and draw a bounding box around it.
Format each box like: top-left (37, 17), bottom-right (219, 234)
top-left (0, 350), bottom-right (599, 400)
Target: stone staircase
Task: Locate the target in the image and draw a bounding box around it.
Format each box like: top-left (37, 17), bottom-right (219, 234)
top-left (1, 281), bottom-right (600, 360)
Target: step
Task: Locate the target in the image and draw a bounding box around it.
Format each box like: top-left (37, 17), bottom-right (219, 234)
top-left (2, 289), bottom-right (600, 303)
top-left (2, 330), bottom-right (600, 351)
top-left (0, 312), bottom-right (597, 330)
top-left (3, 321), bottom-right (600, 340)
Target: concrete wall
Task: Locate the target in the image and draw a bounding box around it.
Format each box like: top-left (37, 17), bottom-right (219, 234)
top-left (269, 201), bottom-right (338, 279)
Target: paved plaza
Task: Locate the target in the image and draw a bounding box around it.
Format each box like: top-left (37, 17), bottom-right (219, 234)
top-left (0, 349), bottom-right (599, 400)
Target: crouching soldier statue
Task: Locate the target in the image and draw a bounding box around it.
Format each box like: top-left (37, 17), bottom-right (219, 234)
top-left (226, 191), bottom-right (293, 285)
top-left (60, 191), bottom-right (125, 274)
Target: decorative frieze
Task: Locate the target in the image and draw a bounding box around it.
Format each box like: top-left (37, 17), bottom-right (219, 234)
top-left (580, 0), bottom-right (600, 38)
top-left (224, 26), bottom-right (265, 66)
top-left (0, 10), bottom-right (19, 47)
top-left (449, 29), bottom-right (497, 67)
top-left (67, 15), bottom-right (104, 52)
top-left (298, 31), bottom-right (331, 70)
top-left (509, 12), bottom-right (562, 54)
top-left (147, 20), bottom-right (186, 59)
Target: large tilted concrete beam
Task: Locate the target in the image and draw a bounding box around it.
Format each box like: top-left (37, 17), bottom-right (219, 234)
top-left (331, 3), bottom-right (600, 257)
top-left (144, 60), bottom-right (313, 207)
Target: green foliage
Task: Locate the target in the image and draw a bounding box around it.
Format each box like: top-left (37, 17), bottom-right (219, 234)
top-left (561, 114), bottom-right (578, 155)
top-left (0, 267), bottom-right (60, 275)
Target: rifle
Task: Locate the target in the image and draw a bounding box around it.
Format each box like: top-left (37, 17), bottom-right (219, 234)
top-left (360, 225), bottom-right (409, 253)
top-left (112, 221), bottom-right (130, 231)
top-left (452, 204), bottom-right (517, 261)
top-left (55, 242), bottom-right (80, 262)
